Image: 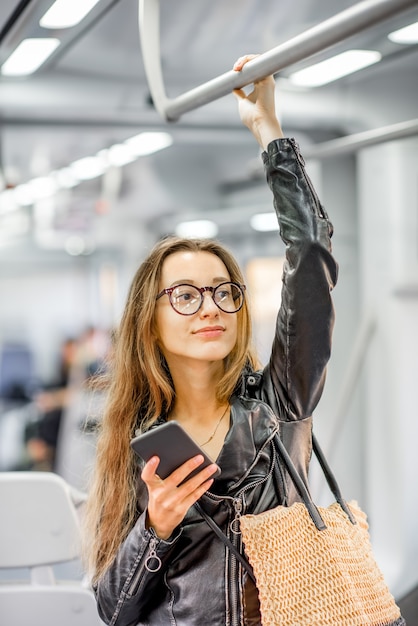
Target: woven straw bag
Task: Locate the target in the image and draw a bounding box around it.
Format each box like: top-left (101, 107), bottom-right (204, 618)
top-left (240, 435), bottom-right (405, 626)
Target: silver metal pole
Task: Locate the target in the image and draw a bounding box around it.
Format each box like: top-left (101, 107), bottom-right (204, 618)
top-left (139, 0), bottom-right (418, 121)
top-left (304, 119), bottom-right (418, 160)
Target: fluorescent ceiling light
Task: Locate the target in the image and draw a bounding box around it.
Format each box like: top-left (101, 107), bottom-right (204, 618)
top-left (288, 50), bottom-right (381, 87)
top-left (54, 168), bottom-right (80, 188)
top-left (125, 132), bottom-right (173, 156)
top-left (99, 144), bottom-right (138, 167)
top-left (70, 156), bottom-right (107, 180)
top-left (388, 21), bottom-right (418, 44)
top-left (40, 0), bottom-right (101, 29)
top-left (14, 184), bottom-right (36, 206)
top-left (250, 213), bottom-right (279, 232)
top-left (1, 38), bottom-right (60, 76)
top-left (28, 176), bottom-right (59, 200)
top-left (175, 220), bottom-right (218, 239)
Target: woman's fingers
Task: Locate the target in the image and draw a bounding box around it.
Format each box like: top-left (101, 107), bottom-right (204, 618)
top-left (141, 454), bottom-right (217, 488)
top-left (232, 51), bottom-right (282, 148)
top-left (141, 455), bottom-right (217, 539)
top-left (233, 53), bottom-right (259, 72)
top-left (140, 455), bottom-right (162, 484)
top-left (232, 87), bottom-right (246, 100)
top-left (232, 53), bottom-right (275, 107)
top-left (167, 457), bottom-right (219, 488)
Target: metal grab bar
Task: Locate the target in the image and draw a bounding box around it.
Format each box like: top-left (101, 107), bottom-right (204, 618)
top-left (303, 119), bottom-right (418, 159)
top-left (138, 0), bottom-right (417, 122)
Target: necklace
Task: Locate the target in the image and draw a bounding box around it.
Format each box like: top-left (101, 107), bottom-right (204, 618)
top-left (199, 404), bottom-right (230, 447)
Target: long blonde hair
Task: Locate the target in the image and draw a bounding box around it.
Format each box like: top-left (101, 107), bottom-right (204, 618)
top-left (83, 236), bottom-right (259, 583)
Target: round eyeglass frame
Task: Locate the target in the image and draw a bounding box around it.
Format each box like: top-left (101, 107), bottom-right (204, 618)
top-left (156, 281), bottom-right (246, 316)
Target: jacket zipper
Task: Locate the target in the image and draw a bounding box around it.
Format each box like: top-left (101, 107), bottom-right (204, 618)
top-left (229, 520), bottom-right (240, 626)
top-left (204, 440), bottom-right (277, 626)
top-left (229, 469), bottom-right (276, 626)
top-left (288, 137), bottom-right (327, 220)
top-left (230, 497), bottom-right (242, 535)
top-left (126, 533), bottom-right (161, 596)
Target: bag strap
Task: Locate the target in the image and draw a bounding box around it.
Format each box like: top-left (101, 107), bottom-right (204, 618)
top-left (272, 433), bottom-right (326, 530)
top-left (312, 433), bottom-right (356, 524)
top-left (272, 432), bottom-right (356, 529)
top-left (195, 430), bottom-right (356, 572)
top-left (194, 501), bottom-right (256, 584)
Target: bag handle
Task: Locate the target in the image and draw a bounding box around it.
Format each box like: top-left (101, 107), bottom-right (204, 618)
top-left (194, 501), bottom-right (257, 584)
top-left (312, 433), bottom-right (356, 524)
top-left (195, 430), bottom-right (356, 576)
top-left (272, 432), bottom-right (356, 530)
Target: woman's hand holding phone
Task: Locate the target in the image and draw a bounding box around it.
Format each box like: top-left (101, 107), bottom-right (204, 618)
top-left (141, 454), bottom-right (218, 540)
top-left (131, 421), bottom-right (221, 539)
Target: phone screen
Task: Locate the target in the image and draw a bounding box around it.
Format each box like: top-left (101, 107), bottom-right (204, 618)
top-left (130, 421), bottom-right (221, 481)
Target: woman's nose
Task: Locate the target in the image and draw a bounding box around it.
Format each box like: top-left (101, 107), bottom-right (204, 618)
top-left (199, 292), bottom-right (219, 316)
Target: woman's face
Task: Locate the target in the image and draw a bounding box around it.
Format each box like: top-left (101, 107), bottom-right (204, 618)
top-left (154, 251), bottom-right (238, 367)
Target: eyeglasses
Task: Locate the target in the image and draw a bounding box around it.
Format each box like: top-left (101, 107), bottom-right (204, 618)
top-left (156, 281), bottom-right (246, 316)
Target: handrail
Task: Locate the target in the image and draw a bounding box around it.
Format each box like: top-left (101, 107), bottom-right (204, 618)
top-left (303, 119), bottom-right (418, 160)
top-left (138, 0), bottom-right (417, 122)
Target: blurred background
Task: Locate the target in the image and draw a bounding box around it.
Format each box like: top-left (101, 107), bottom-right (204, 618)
top-left (0, 0), bottom-right (417, 613)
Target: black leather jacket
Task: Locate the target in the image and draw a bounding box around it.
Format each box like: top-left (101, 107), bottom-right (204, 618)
top-left (95, 138), bottom-right (338, 626)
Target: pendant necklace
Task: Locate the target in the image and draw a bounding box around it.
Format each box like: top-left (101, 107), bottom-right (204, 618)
top-left (199, 404), bottom-right (230, 447)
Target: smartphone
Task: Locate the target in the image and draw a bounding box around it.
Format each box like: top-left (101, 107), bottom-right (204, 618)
top-left (130, 421), bottom-right (221, 482)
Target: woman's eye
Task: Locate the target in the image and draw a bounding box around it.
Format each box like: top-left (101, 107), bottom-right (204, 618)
top-left (174, 289), bottom-right (198, 303)
top-left (179, 292), bottom-right (193, 302)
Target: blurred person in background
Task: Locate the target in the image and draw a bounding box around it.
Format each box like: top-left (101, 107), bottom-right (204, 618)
top-left (19, 328), bottom-right (110, 471)
top-left (17, 337), bottom-right (78, 471)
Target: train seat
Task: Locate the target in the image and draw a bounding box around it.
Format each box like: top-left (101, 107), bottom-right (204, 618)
top-left (0, 471), bottom-right (103, 626)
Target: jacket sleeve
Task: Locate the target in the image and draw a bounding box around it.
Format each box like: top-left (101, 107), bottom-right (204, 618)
top-left (261, 137), bottom-right (338, 422)
top-left (94, 510), bottom-right (182, 625)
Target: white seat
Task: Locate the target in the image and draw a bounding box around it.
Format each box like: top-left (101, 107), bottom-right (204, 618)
top-left (0, 471), bottom-right (104, 626)
top-left (0, 587), bottom-right (102, 626)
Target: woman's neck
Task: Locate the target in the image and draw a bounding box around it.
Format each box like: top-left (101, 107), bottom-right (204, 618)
top-left (170, 389), bottom-right (223, 425)
top-left (169, 392), bottom-right (231, 462)
top-left (167, 358), bottom-right (224, 422)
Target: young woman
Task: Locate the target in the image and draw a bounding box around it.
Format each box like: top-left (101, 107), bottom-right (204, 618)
top-left (83, 55), bottom-right (338, 626)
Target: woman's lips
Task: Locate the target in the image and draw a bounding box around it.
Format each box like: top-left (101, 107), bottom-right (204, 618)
top-left (193, 326), bottom-right (225, 338)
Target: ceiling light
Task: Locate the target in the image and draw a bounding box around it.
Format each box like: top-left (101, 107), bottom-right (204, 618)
top-left (250, 213), bottom-right (279, 232)
top-left (388, 21), bottom-right (418, 44)
top-left (14, 184), bottom-right (35, 206)
top-left (125, 132), bottom-right (173, 156)
top-left (288, 50), bottom-right (381, 87)
top-left (100, 144), bottom-right (138, 167)
top-left (40, 0), bottom-right (101, 29)
top-left (175, 220), bottom-right (218, 239)
top-left (70, 156), bottom-right (107, 180)
top-left (28, 176), bottom-right (59, 200)
top-left (54, 168), bottom-right (80, 188)
top-left (1, 38), bottom-right (60, 76)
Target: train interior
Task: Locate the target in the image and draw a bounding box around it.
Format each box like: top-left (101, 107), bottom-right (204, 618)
top-left (1, 0), bottom-right (418, 623)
